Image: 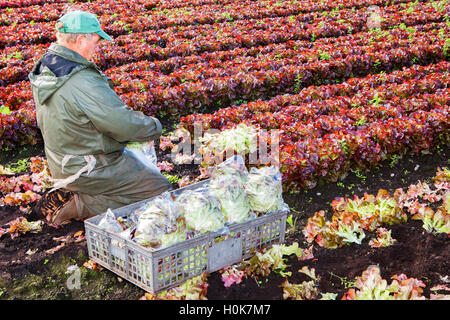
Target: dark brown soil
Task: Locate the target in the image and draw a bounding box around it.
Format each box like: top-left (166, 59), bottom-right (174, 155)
top-left (207, 220), bottom-right (449, 299)
top-left (206, 144), bottom-right (450, 300)
top-left (0, 142), bottom-right (448, 300)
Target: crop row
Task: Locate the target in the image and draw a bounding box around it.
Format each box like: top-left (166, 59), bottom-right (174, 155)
top-left (1, 22), bottom-right (447, 119)
top-left (0, 1), bottom-right (140, 26)
top-left (84, 6), bottom-right (450, 64)
top-left (278, 104), bottom-right (448, 189)
top-left (0, 24), bottom-right (447, 126)
top-left (4, 51), bottom-right (448, 117)
top-left (0, 0), bottom-right (420, 28)
top-left (0, 0), bottom-right (178, 26)
top-left (0, 0), bottom-right (244, 10)
top-left (246, 80), bottom-right (449, 138)
top-left (2, 30), bottom-right (447, 122)
top-left (0, 0), bottom-right (71, 9)
top-left (181, 77), bottom-right (449, 146)
top-left (106, 25), bottom-right (447, 95)
top-left (0, 0), bottom-right (158, 10)
top-left (99, 0), bottom-right (434, 37)
top-left (1, 48), bottom-right (447, 152)
top-left (0, 1), bottom-right (448, 152)
top-left (179, 71), bottom-right (449, 188)
top-left (0, 0), bottom-right (444, 51)
top-left (0, 10), bottom-right (446, 87)
top-left (117, 29), bottom-right (447, 117)
top-left (179, 62), bottom-right (450, 132)
top-left (154, 0), bottom-right (426, 12)
top-left (1, 18), bottom-right (443, 80)
top-left (1, 20), bottom-right (443, 86)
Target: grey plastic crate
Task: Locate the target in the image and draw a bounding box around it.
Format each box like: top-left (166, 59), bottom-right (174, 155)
top-left (84, 179), bottom-right (288, 294)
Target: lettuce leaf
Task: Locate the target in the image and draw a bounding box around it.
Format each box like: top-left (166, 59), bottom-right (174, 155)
top-left (242, 242), bottom-right (311, 277)
top-left (141, 273), bottom-right (209, 300)
top-left (198, 123), bottom-right (258, 159)
top-left (332, 189), bottom-right (406, 232)
top-left (412, 207), bottom-right (450, 235)
top-left (282, 279), bottom-right (320, 300)
top-left (329, 219), bottom-right (366, 245)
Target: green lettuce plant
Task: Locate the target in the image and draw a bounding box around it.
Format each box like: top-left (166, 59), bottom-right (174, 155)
top-left (369, 227), bottom-right (396, 248)
top-left (332, 189), bottom-right (407, 232)
top-left (242, 242), bottom-right (312, 277)
top-left (282, 278), bottom-right (319, 300)
top-left (394, 167), bottom-right (449, 235)
top-left (283, 267), bottom-right (336, 300)
top-left (141, 273), bottom-right (209, 300)
top-left (412, 206), bottom-right (450, 235)
top-left (304, 189), bottom-right (408, 249)
top-left (343, 265), bottom-right (426, 300)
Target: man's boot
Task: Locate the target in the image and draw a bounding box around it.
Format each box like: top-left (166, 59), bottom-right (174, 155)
top-left (52, 197), bottom-right (79, 225)
top-left (31, 189), bottom-right (75, 224)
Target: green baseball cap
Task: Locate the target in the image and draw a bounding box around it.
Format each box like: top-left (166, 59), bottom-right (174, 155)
top-left (58, 10), bottom-right (112, 41)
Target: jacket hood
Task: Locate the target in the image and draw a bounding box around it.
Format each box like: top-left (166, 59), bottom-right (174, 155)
top-left (28, 43), bottom-right (94, 104)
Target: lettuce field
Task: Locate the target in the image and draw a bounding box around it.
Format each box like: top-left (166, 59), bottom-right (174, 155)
top-left (0, 0), bottom-right (449, 301)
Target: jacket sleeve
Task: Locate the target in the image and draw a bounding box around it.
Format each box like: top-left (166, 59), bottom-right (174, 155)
top-left (70, 69), bottom-right (162, 143)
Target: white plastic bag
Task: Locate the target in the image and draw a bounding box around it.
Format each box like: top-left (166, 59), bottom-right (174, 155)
top-left (211, 155), bottom-right (248, 184)
top-left (98, 208), bottom-right (123, 233)
top-left (124, 141), bottom-right (159, 172)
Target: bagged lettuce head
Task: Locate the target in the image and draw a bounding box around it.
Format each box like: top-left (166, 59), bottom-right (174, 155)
top-left (134, 193), bottom-right (186, 248)
top-left (209, 155), bottom-right (252, 224)
top-left (211, 155), bottom-right (248, 184)
top-left (209, 170), bottom-right (252, 225)
top-left (98, 208), bottom-right (124, 233)
top-left (175, 187), bottom-right (225, 234)
top-left (245, 165), bottom-right (286, 214)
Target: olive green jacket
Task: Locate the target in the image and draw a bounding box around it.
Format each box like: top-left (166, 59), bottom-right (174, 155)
top-left (28, 44), bottom-right (169, 202)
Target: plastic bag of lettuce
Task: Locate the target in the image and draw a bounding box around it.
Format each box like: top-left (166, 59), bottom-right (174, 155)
top-left (208, 156), bottom-right (254, 224)
top-left (98, 155), bottom-right (288, 249)
top-left (245, 165), bottom-right (288, 215)
top-left (175, 187), bottom-right (226, 235)
top-left (133, 192), bottom-right (187, 248)
top-left (209, 155), bottom-right (288, 219)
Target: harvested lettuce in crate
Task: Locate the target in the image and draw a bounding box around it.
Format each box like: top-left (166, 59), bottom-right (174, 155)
top-left (134, 193), bottom-right (187, 248)
top-left (98, 208), bottom-right (124, 233)
top-left (175, 187), bottom-right (225, 235)
top-left (209, 174), bottom-right (252, 224)
top-left (211, 155), bottom-right (248, 184)
top-left (245, 165), bottom-right (287, 214)
top-left (209, 156), bottom-right (253, 224)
